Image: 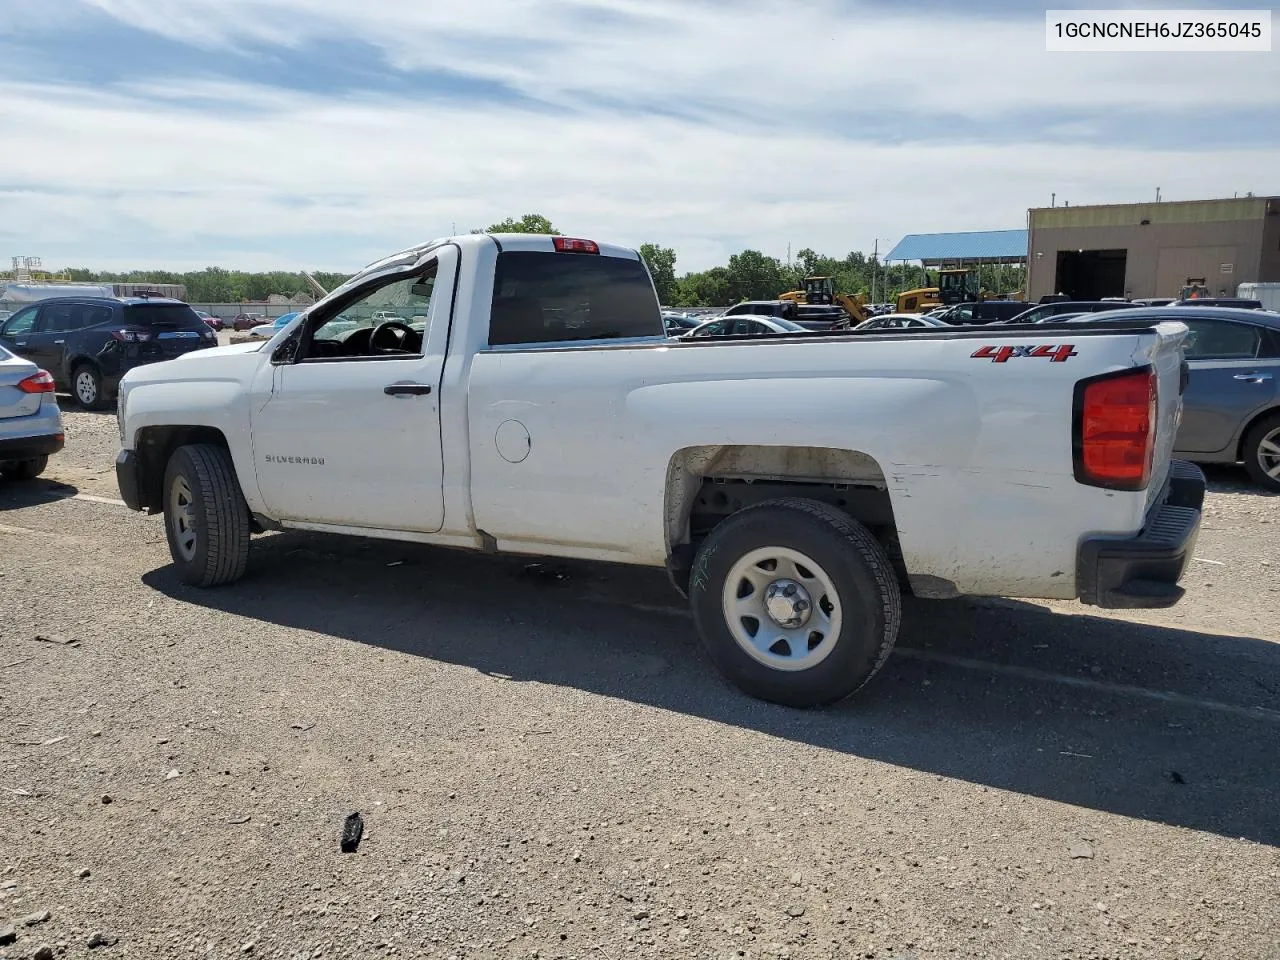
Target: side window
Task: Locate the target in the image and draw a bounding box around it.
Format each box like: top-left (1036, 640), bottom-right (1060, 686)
top-left (1183, 320), bottom-right (1262, 361)
top-left (82, 305), bottom-right (114, 327)
top-left (2, 304), bottom-right (40, 336)
top-left (299, 265), bottom-right (436, 361)
top-left (38, 302), bottom-right (91, 333)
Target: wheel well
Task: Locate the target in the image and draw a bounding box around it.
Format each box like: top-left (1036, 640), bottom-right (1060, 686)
top-left (1236, 405), bottom-right (1280, 460)
top-left (134, 425), bottom-right (231, 513)
top-left (664, 445), bottom-right (902, 594)
top-left (66, 357), bottom-right (98, 383)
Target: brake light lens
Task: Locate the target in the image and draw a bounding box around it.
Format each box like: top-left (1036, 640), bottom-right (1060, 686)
top-left (17, 370), bottom-right (56, 394)
top-left (552, 237), bottom-right (600, 255)
top-left (111, 329), bottom-right (152, 343)
top-left (1073, 367), bottom-right (1157, 490)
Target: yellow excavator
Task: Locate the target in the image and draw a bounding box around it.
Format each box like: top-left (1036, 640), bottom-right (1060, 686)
top-left (779, 276), bottom-right (869, 324)
top-left (896, 267), bottom-right (985, 314)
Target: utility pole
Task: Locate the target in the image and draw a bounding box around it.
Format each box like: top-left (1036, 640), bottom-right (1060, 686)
top-left (871, 238), bottom-right (890, 305)
top-left (872, 239), bottom-right (878, 305)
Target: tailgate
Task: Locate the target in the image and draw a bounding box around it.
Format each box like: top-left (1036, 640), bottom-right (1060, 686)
top-left (123, 304), bottom-right (216, 360)
top-left (1140, 321), bottom-right (1191, 510)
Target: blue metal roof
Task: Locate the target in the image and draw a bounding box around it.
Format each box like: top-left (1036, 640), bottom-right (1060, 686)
top-left (885, 229), bottom-right (1028, 264)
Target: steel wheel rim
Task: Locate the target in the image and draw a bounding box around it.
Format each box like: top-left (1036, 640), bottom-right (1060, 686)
top-left (76, 371), bottom-right (96, 405)
top-left (169, 475), bottom-right (198, 561)
top-left (1258, 427), bottom-right (1280, 481)
top-left (721, 546), bottom-right (842, 672)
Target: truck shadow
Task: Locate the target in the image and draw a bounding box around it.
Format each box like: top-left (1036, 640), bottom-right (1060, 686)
top-left (142, 529), bottom-right (1280, 847)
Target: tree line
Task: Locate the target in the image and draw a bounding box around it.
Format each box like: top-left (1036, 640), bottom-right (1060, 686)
top-left (51, 213), bottom-right (1025, 307)
top-left (58, 266), bottom-right (352, 304)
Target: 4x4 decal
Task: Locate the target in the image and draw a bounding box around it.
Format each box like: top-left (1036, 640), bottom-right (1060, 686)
top-left (971, 344), bottom-right (1078, 363)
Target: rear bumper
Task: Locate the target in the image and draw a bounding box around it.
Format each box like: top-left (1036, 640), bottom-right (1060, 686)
top-left (115, 449), bottom-right (143, 511)
top-left (1077, 460), bottom-right (1205, 609)
top-left (0, 432), bottom-right (64, 460)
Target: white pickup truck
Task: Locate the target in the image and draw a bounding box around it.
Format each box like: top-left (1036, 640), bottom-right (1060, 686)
top-left (115, 233), bottom-right (1205, 707)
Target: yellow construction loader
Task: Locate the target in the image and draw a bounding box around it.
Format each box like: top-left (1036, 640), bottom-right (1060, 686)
top-left (895, 267), bottom-right (985, 314)
top-left (779, 276), bottom-right (869, 324)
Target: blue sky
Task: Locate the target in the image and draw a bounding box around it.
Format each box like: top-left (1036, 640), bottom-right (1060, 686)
top-left (0, 0), bottom-right (1276, 272)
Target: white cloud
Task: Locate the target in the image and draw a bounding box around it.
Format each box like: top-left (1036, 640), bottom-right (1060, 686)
top-left (77, 0), bottom-right (1280, 115)
top-left (1, 1), bottom-right (1276, 272)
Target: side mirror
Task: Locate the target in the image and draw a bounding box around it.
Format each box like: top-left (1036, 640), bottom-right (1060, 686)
top-left (272, 333), bottom-right (300, 365)
top-left (410, 282), bottom-right (434, 298)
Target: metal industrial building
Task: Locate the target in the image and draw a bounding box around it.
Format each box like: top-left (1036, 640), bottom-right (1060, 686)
top-left (1025, 195), bottom-right (1280, 302)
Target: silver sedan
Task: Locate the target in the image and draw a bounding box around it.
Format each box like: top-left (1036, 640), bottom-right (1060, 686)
top-left (0, 344), bottom-right (64, 480)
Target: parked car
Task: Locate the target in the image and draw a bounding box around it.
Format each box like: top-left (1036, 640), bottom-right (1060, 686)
top-left (195, 310), bottom-right (224, 331)
top-left (0, 296), bottom-right (217, 409)
top-left (1004, 300), bottom-right (1143, 325)
top-left (682, 315), bottom-right (810, 338)
top-left (114, 232), bottom-right (1203, 708)
top-left (1172, 298), bottom-right (1266, 311)
top-left (662, 312), bottom-right (699, 337)
top-left (795, 305), bottom-right (850, 330)
top-left (854, 313), bottom-right (946, 330)
top-left (721, 300), bottom-right (800, 320)
top-left (232, 313), bottom-right (268, 332)
top-left (1074, 306), bottom-right (1280, 490)
top-left (248, 312), bottom-right (300, 338)
top-left (932, 300), bottom-right (1033, 325)
top-left (0, 344), bottom-right (63, 480)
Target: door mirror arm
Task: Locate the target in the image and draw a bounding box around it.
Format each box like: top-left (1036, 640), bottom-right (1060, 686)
top-left (272, 332), bottom-right (302, 365)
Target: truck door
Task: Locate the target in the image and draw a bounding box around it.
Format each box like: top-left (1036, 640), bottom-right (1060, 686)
top-left (1175, 317), bottom-right (1279, 455)
top-left (248, 246), bottom-right (457, 531)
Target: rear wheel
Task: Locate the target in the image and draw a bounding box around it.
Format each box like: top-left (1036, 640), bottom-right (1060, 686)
top-left (0, 456), bottom-right (48, 481)
top-left (72, 363), bottom-right (107, 410)
top-left (162, 444), bottom-right (251, 586)
top-left (688, 498), bottom-right (901, 708)
top-left (1243, 412), bottom-right (1280, 492)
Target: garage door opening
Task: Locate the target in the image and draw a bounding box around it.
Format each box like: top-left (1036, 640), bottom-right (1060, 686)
top-left (1054, 249), bottom-right (1127, 300)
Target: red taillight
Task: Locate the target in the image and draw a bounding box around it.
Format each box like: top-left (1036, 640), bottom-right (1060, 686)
top-left (552, 237), bottom-right (599, 255)
top-left (111, 328), bottom-right (152, 343)
top-left (1073, 367), bottom-right (1157, 490)
top-left (17, 370), bottom-right (56, 394)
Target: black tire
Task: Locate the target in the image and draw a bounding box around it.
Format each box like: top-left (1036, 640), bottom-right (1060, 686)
top-left (688, 498), bottom-right (902, 708)
top-left (0, 456), bottom-right (48, 481)
top-left (1243, 412), bottom-right (1280, 492)
top-left (71, 363), bottom-right (108, 410)
top-left (162, 444), bottom-right (251, 587)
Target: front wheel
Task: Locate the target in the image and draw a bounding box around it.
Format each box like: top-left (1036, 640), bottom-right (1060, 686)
top-left (688, 498), bottom-right (902, 708)
top-left (0, 456), bottom-right (48, 481)
top-left (162, 444), bottom-right (251, 586)
top-left (1243, 413), bottom-right (1280, 492)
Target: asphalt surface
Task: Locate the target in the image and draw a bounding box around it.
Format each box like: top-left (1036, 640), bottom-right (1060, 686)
top-left (1, 409), bottom-right (1278, 960)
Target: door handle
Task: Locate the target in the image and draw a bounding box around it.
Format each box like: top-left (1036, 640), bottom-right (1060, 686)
top-left (1233, 373), bottom-right (1273, 383)
top-left (383, 383), bottom-right (433, 396)
top-left (54, 339), bottom-right (65, 345)
top-left (15, 341), bottom-right (28, 347)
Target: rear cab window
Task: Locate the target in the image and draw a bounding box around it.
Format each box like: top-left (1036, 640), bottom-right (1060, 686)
top-left (123, 304), bottom-right (207, 331)
top-left (488, 252), bottom-right (663, 346)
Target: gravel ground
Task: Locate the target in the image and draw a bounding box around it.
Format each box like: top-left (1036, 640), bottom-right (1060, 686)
top-left (1, 409), bottom-right (1278, 960)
